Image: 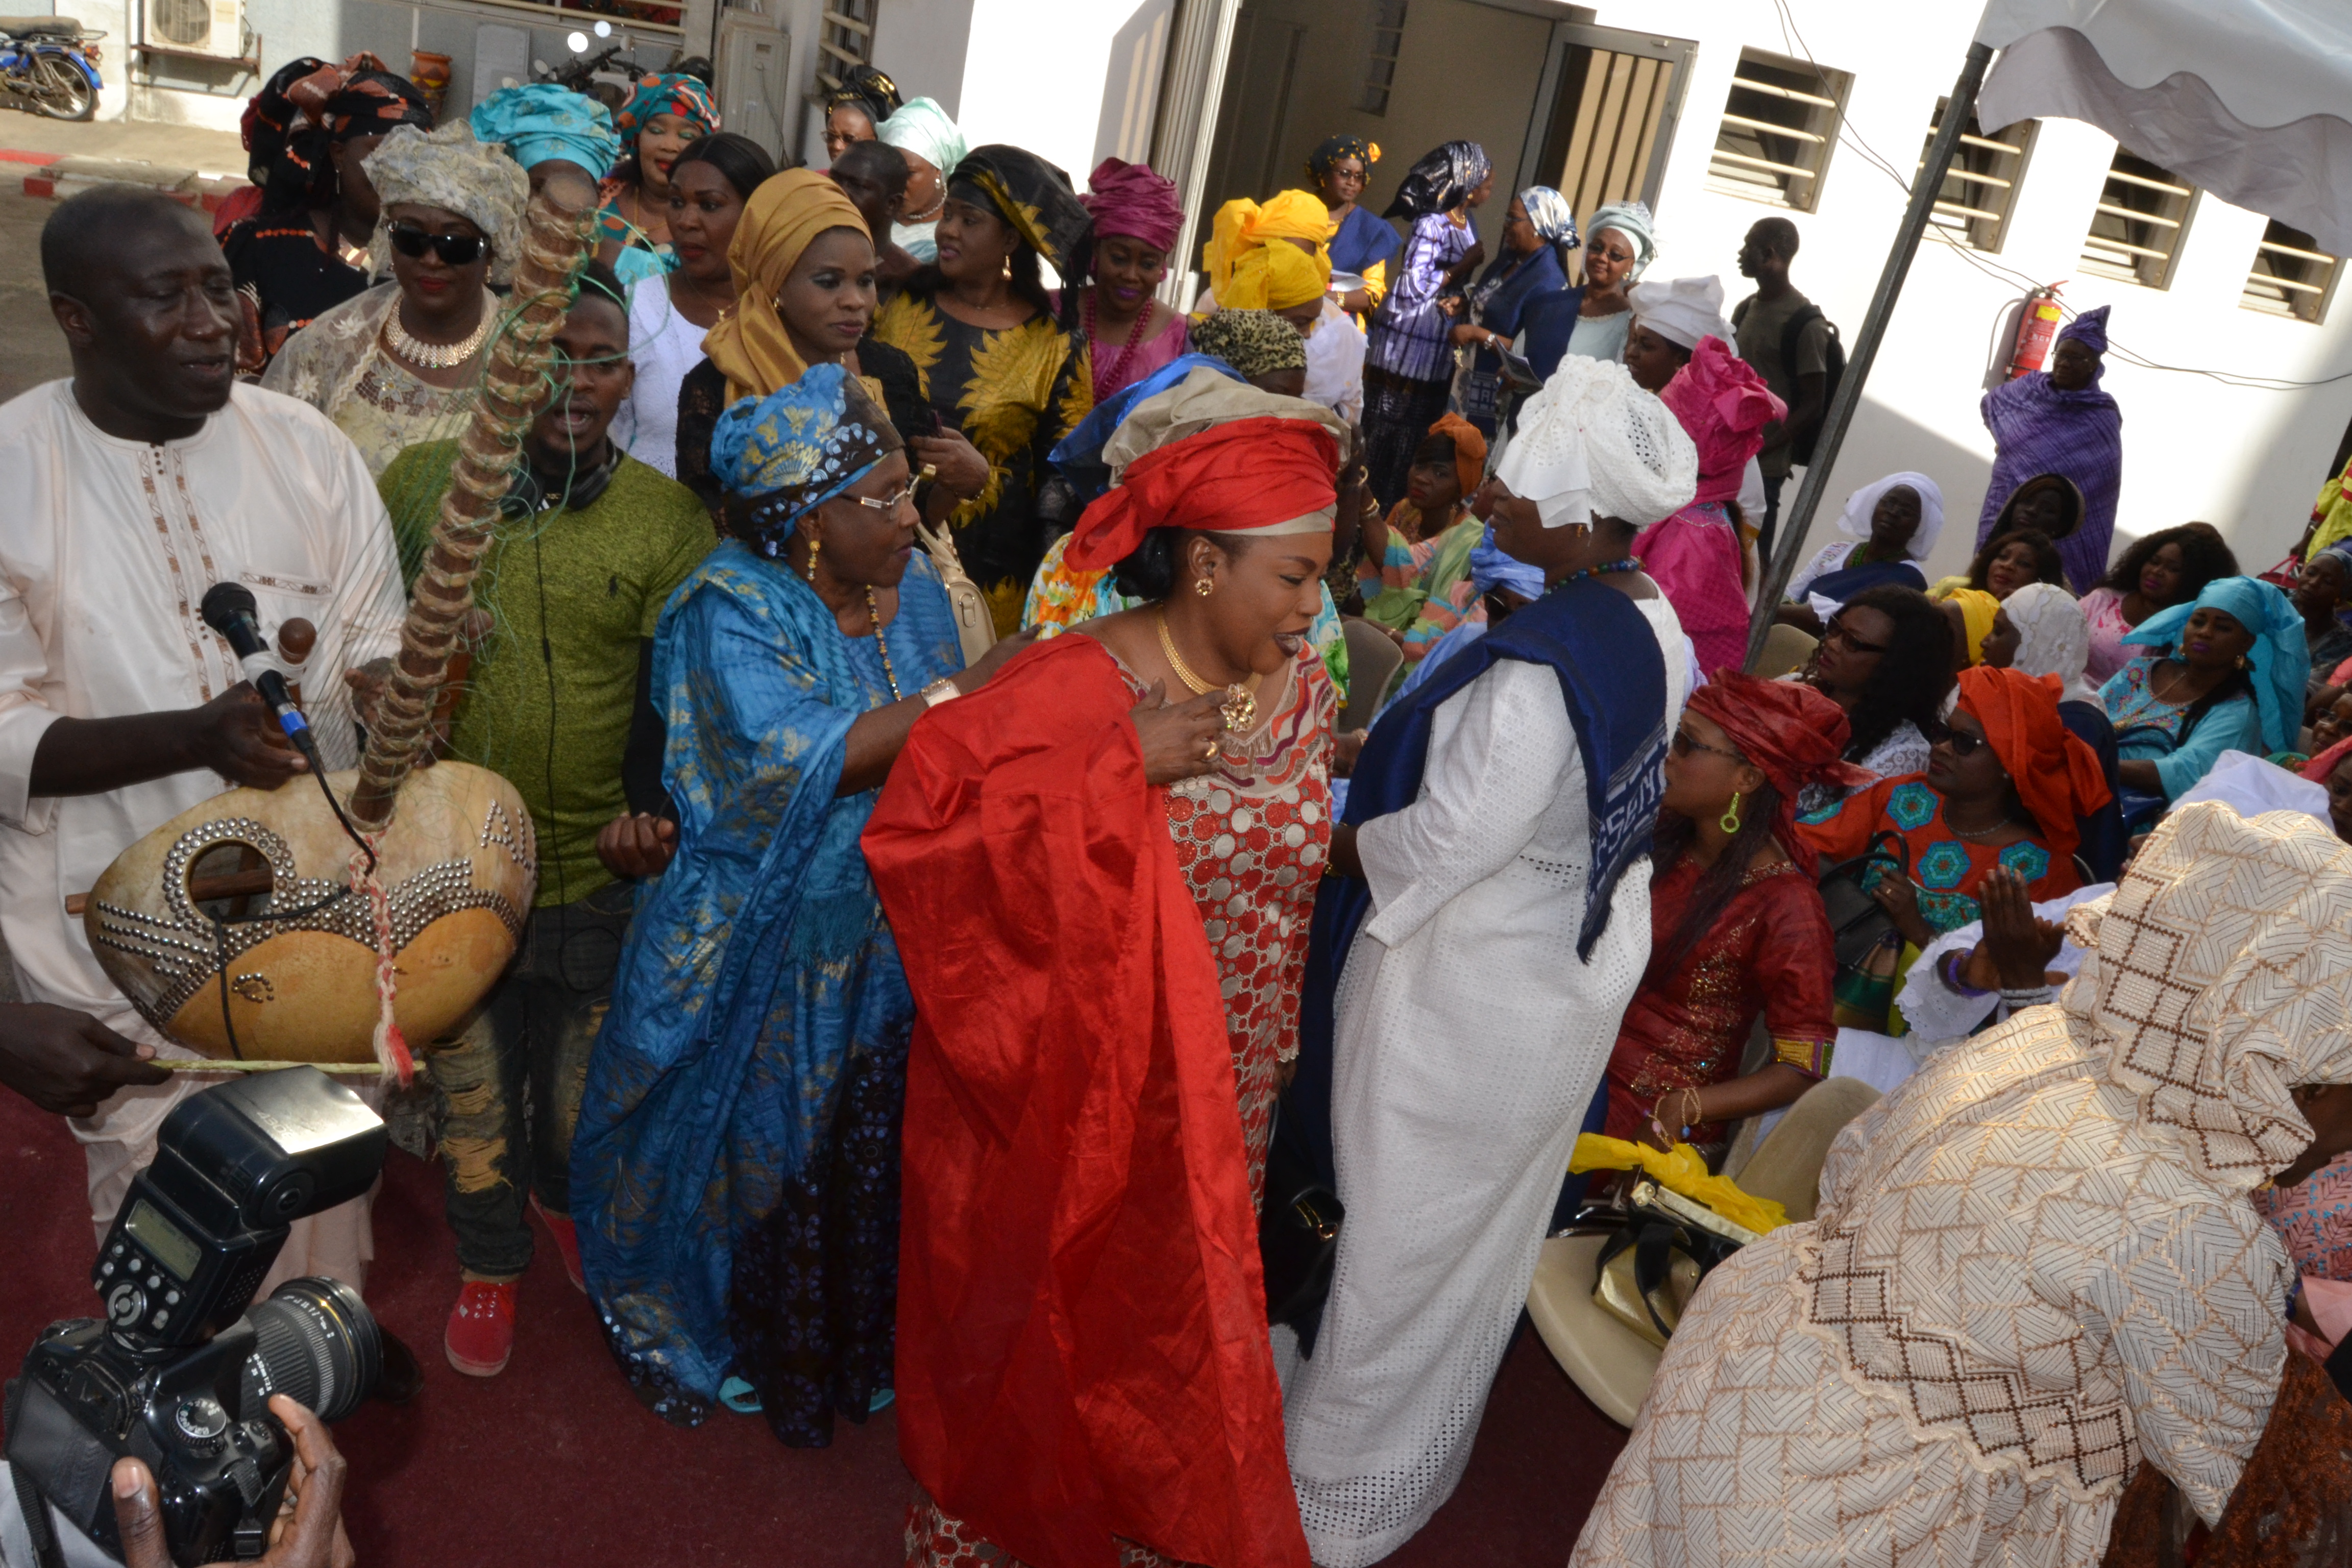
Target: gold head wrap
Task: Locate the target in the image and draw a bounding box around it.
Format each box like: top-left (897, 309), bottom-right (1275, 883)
top-left (702, 169), bottom-right (871, 404)
top-left (1203, 190), bottom-right (1333, 311)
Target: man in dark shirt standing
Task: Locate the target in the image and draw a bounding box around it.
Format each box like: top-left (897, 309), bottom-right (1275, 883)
top-left (1732, 216), bottom-right (1830, 564)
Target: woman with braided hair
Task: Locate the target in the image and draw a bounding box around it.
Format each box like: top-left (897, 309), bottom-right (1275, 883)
top-left (1783, 584), bottom-right (1955, 813)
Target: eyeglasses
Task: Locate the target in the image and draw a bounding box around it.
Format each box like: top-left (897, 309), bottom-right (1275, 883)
top-left (1822, 622), bottom-right (1890, 656)
top-left (387, 225), bottom-right (488, 267)
top-left (1670, 726), bottom-right (1744, 762)
top-left (1926, 721), bottom-right (1987, 757)
top-left (844, 464), bottom-right (934, 515)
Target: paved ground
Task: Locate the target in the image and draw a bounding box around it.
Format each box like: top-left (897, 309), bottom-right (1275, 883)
top-left (0, 111), bottom-right (242, 169)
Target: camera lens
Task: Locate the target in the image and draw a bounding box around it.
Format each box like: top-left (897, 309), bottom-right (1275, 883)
top-left (239, 1278), bottom-right (380, 1423)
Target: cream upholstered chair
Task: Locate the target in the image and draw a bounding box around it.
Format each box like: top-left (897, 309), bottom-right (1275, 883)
top-left (1525, 1077), bottom-right (1883, 1426)
top-left (1337, 616), bottom-right (1404, 733)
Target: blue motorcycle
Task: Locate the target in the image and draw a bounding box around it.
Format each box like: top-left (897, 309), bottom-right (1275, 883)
top-left (0, 15), bottom-right (100, 120)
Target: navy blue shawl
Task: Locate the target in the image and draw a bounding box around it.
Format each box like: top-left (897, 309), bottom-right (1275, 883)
top-left (1287, 577), bottom-right (1669, 1191)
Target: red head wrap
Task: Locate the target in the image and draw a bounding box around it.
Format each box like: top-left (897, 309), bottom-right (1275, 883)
top-left (1684, 670), bottom-right (1872, 872)
top-left (1658, 337), bottom-right (1783, 508)
top-left (1063, 415), bottom-right (1339, 571)
top-left (1082, 157), bottom-right (1184, 254)
top-left (1953, 665), bottom-right (2113, 859)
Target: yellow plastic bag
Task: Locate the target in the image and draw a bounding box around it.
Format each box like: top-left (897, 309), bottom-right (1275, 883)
top-left (1569, 1134), bottom-right (1790, 1236)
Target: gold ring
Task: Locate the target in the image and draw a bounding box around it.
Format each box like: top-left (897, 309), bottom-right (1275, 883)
top-left (1203, 737), bottom-right (1219, 760)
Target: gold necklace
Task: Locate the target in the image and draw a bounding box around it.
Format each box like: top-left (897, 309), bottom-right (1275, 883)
top-left (865, 586), bottom-right (902, 700)
top-left (383, 299), bottom-right (494, 371)
top-left (1156, 609), bottom-right (1257, 732)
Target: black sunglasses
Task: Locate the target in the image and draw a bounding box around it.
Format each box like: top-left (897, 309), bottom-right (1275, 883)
top-left (1926, 720), bottom-right (1987, 757)
top-left (388, 224), bottom-right (488, 267)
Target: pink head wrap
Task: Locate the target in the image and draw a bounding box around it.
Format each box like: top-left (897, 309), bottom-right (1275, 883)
top-left (1082, 157), bottom-right (1184, 253)
top-left (1657, 336), bottom-right (1784, 507)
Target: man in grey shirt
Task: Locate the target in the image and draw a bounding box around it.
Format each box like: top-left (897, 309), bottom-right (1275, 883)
top-left (1732, 216), bottom-right (1831, 562)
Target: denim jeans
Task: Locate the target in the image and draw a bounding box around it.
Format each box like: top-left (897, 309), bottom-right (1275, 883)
top-left (430, 881), bottom-right (633, 1279)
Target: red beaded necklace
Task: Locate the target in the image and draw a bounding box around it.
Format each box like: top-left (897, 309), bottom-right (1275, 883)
top-left (1084, 286), bottom-right (1156, 397)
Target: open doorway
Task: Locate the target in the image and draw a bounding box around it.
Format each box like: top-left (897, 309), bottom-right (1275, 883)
top-left (1193, 1), bottom-right (1695, 291)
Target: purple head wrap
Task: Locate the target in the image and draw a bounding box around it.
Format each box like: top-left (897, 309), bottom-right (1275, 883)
top-left (1082, 157), bottom-right (1183, 253)
top-left (2058, 303), bottom-right (2109, 355)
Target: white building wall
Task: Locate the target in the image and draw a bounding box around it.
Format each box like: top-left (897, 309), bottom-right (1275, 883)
top-left (1618, 0), bottom-right (2352, 584)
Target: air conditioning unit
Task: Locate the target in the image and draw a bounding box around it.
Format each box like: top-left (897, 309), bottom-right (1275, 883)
top-left (145, 0), bottom-right (243, 57)
top-left (717, 3), bottom-right (790, 163)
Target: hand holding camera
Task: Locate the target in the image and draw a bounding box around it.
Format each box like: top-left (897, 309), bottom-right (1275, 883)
top-left (108, 1393), bottom-right (352, 1568)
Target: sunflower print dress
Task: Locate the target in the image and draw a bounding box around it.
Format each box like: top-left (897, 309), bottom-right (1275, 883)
top-left (872, 290), bottom-right (1091, 633)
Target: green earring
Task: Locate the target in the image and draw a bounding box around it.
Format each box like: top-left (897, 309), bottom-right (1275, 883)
top-left (1720, 793), bottom-right (1743, 835)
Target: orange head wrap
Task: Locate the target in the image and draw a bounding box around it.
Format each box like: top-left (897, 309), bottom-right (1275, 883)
top-left (1953, 665), bottom-right (2113, 859)
top-left (1063, 416), bottom-right (1339, 571)
top-left (1425, 412), bottom-right (1488, 498)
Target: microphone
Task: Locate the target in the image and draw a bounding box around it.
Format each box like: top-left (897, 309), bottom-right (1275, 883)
top-left (199, 582), bottom-right (317, 760)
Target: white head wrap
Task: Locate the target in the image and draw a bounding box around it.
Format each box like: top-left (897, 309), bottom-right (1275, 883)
top-left (1494, 355), bottom-right (1697, 530)
top-left (1833, 470), bottom-right (1945, 561)
top-left (1627, 274), bottom-right (1728, 351)
top-left (1999, 581), bottom-right (2098, 705)
top-left (363, 122), bottom-right (530, 285)
top-left (2171, 751), bottom-right (2330, 827)
top-left (1583, 200), bottom-right (1656, 279)
top-left (2060, 802), bottom-right (2352, 1191)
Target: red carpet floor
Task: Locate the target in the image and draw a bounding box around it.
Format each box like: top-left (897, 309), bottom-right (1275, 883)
top-left (0, 1088), bottom-right (1625, 1565)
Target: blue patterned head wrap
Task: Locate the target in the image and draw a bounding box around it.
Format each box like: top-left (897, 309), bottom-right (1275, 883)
top-left (710, 364), bottom-right (902, 554)
top-left (1518, 186), bottom-right (1577, 250)
top-left (469, 83), bottom-right (621, 177)
top-left (2122, 574), bottom-right (2311, 753)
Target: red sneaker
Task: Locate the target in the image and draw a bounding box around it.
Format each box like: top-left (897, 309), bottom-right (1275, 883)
top-left (531, 1195), bottom-right (586, 1294)
top-left (444, 1279), bottom-right (517, 1377)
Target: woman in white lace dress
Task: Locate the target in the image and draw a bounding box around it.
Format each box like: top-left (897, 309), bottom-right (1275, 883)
top-left (1573, 800), bottom-right (2352, 1568)
top-left (261, 122), bottom-right (527, 476)
top-left (1286, 357), bottom-right (1695, 1567)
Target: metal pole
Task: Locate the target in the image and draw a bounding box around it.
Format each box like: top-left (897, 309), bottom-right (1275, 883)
top-left (1744, 41), bottom-right (1994, 669)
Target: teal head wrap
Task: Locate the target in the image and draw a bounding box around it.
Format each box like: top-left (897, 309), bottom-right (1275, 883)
top-left (2123, 574), bottom-right (2310, 752)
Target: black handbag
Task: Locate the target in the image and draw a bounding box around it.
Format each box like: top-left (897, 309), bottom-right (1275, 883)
top-left (1816, 830), bottom-right (1911, 1030)
top-left (1259, 1096), bottom-right (1343, 1347)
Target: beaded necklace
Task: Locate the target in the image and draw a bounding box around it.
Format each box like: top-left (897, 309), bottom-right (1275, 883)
top-left (1546, 557), bottom-right (1643, 594)
top-left (1084, 287), bottom-right (1155, 397)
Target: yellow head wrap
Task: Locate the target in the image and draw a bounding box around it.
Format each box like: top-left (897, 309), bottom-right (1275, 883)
top-left (1946, 586), bottom-right (2001, 667)
top-left (702, 169), bottom-right (871, 404)
top-left (1203, 190), bottom-right (1334, 311)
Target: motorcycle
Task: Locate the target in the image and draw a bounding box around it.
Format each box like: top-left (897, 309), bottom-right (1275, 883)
top-left (0, 14), bottom-right (101, 120)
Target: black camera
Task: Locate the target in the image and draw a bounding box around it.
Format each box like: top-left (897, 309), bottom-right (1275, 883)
top-left (5, 1067), bottom-right (387, 1564)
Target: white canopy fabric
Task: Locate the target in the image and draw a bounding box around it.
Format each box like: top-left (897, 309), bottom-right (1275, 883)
top-left (1976, 0), bottom-right (2352, 253)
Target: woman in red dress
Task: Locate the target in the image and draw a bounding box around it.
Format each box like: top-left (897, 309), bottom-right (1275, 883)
top-left (1604, 671), bottom-right (1863, 1150)
top-left (866, 372), bottom-right (1341, 1568)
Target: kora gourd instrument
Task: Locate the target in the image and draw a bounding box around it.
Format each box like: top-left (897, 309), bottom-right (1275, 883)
top-left (80, 177), bottom-right (603, 1077)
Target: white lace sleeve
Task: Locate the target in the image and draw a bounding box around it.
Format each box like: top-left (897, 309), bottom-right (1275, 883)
top-left (2081, 1203), bottom-right (2290, 1527)
top-left (1357, 659), bottom-right (1576, 947)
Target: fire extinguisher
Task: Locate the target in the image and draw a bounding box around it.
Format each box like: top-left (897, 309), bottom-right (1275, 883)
top-left (2005, 285), bottom-right (2066, 381)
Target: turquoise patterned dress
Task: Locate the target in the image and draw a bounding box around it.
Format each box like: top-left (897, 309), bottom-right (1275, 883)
top-left (1796, 773), bottom-right (2081, 935)
top-left (571, 542), bottom-right (963, 1448)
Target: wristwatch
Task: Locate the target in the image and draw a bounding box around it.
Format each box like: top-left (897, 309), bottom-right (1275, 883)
top-left (920, 678), bottom-right (961, 708)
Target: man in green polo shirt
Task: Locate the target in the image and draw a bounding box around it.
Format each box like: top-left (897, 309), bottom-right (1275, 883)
top-left (376, 260), bottom-right (712, 1377)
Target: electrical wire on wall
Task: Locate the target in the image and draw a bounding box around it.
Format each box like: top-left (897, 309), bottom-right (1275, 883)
top-left (1763, 0), bottom-right (2352, 393)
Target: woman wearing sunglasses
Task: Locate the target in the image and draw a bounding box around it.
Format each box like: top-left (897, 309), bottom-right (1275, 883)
top-left (1782, 583), bottom-right (1954, 814)
top-left (1798, 665), bottom-right (2110, 976)
top-left (262, 122), bottom-right (528, 477)
top-left (1602, 671), bottom-right (1859, 1155)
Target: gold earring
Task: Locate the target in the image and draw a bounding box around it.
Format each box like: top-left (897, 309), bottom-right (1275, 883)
top-left (804, 534), bottom-right (821, 585)
top-left (1720, 793), bottom-right (1743, 835)
top-left (2237, 653), bottom-right (2253, 671)
top-left (1195, 575), bottom-right (1214, 597)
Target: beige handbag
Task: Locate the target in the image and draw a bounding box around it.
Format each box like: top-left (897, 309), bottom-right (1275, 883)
top-left (917, 516), bottom-right (998, 667)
